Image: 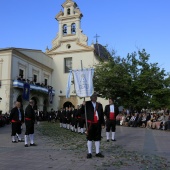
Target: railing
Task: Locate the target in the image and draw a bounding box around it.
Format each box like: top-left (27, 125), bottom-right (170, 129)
top-left (13, 80), bottom-right (55, 95)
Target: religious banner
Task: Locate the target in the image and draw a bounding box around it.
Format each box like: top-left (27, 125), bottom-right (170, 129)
top-left (48, 87), bottom-right (53, 104)
top-left (66, 70), bottom-right (73, 98)
top-left (72, 68), bottom-right (94, 97)
top-left (22, 83), bottom-right (30, 101)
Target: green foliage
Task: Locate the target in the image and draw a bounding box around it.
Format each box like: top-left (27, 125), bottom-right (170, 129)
top-left (94, 49), bottom-right (170, 111)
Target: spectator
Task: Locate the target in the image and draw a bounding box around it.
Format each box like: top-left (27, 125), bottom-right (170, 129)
top-left (152, 113), bottom-right (164, 129)
top-left (140, 112), bottom-right (147, 128)
top-left (124, 114), bottom-right (131, 126)
top-left (128, 113), bottom-right (138, 127)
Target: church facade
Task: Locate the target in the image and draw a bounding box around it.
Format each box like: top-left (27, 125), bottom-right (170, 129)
top-left (0, 0), bottom-right (108, 113)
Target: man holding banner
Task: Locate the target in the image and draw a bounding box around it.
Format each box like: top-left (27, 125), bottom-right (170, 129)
top-left (81, 92), bottom-right (105, 158)
top-left (66, 68), bottom-right (106, 158)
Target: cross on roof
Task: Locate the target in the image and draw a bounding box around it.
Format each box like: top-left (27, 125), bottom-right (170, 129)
top-left (94, 34), bottom-right (100, 44)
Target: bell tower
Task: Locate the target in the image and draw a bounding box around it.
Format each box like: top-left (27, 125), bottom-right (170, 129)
top-left (51, 0), bottom-right (88, 49)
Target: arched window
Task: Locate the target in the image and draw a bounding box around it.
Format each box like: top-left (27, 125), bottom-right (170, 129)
top-left (63, 24), bottom-right (67, 35)
top-left (71, 23), bottom-right (76, 34)
top-left (67, 8), bottom-right (70, 15)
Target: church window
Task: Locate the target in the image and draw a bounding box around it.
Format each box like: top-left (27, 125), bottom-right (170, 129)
top-left (19, 69), bottom-right (24, 78)
top-left (63, 24), bottom-right (67, 35)
top-left (66, 44), bottom-right (71, 49)
top-left (33, 74), bottom-right (37, 83)
top-left (44, 78), bottom-right (48, 86)
top-left (64, 58), bottom-right (72, 73)
top-left (67, 8), bottom-right (70, 15)
top-left (71, 23), bottom-right (76, 34)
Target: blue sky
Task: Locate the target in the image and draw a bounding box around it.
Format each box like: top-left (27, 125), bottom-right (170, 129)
top-left (0, 0), bottom-right (170, 73)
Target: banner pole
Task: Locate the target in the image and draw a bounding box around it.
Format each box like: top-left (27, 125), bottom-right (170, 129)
top-left (81, 60), bottom-right (88, 133)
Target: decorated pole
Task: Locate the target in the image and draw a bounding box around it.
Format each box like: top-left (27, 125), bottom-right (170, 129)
top-left (81, 60), bottom-right (88, 133)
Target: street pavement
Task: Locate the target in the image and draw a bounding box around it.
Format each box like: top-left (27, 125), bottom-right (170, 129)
top-left (0, 123), bottom-right (170, 170)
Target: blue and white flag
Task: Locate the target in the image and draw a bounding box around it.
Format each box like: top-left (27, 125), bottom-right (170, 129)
top-left (73, 68), bottom-right (94, 97)
top-left (23, 83), bottom-right (30, 101)
top-left (66, 70), bottom-right (73, 98)
top-left (48, 87), bottom-right (53, 104)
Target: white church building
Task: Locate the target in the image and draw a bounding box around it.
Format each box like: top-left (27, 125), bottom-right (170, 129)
top-left (0, 0), bottom-right (109, 113)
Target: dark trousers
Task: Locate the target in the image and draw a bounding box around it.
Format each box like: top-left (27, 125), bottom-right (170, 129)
top-left (79, 119), bottom-right (85, 128)
top-left (87, 122), bottom-right (101, 141)
top-left (106, 120), bottom-right (116, 132)
top-left (25, 120), bottom-right (34, 135)
top-left (11, 122), bottom-right (22, 136)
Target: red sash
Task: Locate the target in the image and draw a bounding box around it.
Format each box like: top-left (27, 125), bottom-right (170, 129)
top-left (93, 111), bottom-right (98, 123)
top-left (110, 112), bottom-right (115, 120)
top-left (11, 120), bottom-right (20, 123)
top-left (25, 118), bottom-right (31, 121)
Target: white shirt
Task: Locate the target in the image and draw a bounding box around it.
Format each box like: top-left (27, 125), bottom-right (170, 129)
top-left (91, 101), bottom-right (99, 120)
top-left (110, 105), bottom-right (114, 112)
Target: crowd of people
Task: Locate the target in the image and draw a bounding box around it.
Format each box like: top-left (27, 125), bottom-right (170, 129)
top-left (116, 110), bottom-right (170, 131)
top-left (16, 75), bottom-right (53, 89)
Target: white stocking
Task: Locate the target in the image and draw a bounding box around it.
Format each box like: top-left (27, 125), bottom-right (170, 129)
top-left (87, 140), bottom-right (92, 154)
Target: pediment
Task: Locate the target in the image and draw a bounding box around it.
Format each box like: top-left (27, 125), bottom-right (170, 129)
top-left (46, 41), bottom-right (94, 55)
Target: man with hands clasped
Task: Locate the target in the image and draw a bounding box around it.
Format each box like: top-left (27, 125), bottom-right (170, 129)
top-left (81, 92), bottom-right (105, 159)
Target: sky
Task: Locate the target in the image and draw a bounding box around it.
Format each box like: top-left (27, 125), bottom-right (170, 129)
top-left (0, 0), bottom-right (170, 73)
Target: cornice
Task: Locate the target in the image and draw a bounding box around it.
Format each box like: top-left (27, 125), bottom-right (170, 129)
top-left (47, 48), bottom-right (93, 56)
top-left (55, 11), bottom-right (64, 20)
top-left (12, 49), bottom-right (53, 72)
top-left (56, 14), bottom-right (81, 21)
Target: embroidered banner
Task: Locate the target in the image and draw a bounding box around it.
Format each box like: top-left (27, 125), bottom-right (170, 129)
top-left (72, 68), bottom-right (94, 97)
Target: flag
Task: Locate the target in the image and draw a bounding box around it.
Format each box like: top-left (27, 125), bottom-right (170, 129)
top-left (23, 83), bottom-right (30, 101)
top-left (73, 68), bottom-right (94, 97)
top-left (66, 70), bottom-right (73, 98)
top-left (48, 87), bottom-right (53, 104)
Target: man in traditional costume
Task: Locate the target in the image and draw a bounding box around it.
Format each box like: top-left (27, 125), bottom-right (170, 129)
top-left (104, 98), bottom-right (119, 142)
top-left (81, 92), bottom-right (105, 158)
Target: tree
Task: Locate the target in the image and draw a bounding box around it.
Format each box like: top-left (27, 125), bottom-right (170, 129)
top-left (94, 49), bottom-right (170, 112)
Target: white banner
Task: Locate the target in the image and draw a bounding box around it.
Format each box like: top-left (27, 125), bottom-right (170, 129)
top-left (73, 68), bottom-right (94, 97)
top-left (66, 71), bottom-right (73, 98)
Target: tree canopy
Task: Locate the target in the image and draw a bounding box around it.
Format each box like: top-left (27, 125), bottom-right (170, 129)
top-left (94, 49), bottom-right (170, 112)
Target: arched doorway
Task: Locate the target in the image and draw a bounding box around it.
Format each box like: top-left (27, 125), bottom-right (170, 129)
top-left (63, 101), bottom-right (73, 108)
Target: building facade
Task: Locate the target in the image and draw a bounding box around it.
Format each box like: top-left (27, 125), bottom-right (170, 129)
top-left (0, 0), bottom-right (108, 113)
top-left (0, 48), bottom-right (54, 113)
top-left (46, 0), bottom-right (108, 109)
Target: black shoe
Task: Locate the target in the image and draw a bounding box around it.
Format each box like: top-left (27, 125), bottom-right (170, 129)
top-left (18, 139), bottom-right (24, 142)
top-left (87, 153), bottom-right (92, 159)
top-left (25, 144), bottom-right (28, 147)
top-left (107, 140), bottom-right (109, 142)
top-left (111, 139), bottom-right (116, 141)
top-left (12, 141), bottom-right (18, 143)
top-left (96, 153), bottom-right (104, 158)
top-left (30, 143), bottom-right (37, 146)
